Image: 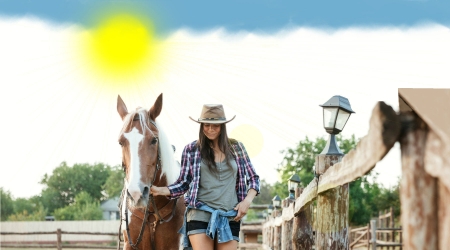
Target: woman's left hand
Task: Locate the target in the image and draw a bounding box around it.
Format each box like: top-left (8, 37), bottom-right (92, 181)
top-left (233, 198), bottom-right (251, 222)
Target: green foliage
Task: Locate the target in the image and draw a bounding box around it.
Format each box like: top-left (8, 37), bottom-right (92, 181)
top-left (8, 204), bottom-right (47, 221)
top-left (54, 192), bottom-right (103, 220)
top-left (40, 162), bottom-right (112, 213)
top-left (13, 196), bottom-right (41, 215)
top-left (274, 134), bottom-right (400, 226)
top-left (103, 165), bottom-right (125, 199)
top-left (245, 209), bottom-right (258, 222)
top-left (1, 188), bottom-right (14, 221)
top-left (252, 180), bottom-right (274, 205)
top-left (273, 135), bottom-right (357, 199)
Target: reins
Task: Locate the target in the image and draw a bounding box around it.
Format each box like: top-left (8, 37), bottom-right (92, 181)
top-left (117, 119), bottom-right (179, 250)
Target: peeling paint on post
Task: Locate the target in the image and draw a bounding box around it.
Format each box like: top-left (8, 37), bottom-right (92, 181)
top-left (316, 183), bottom-right (349, 249)
top-left (293, 203), bottom-right (315, 249)
top-left (315, 154), bottom-right (349, 250)
top-left (399, 113), bottom-right (437, 250)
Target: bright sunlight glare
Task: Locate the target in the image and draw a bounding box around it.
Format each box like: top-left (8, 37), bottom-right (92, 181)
top-left (75, 13), bottom-right (168, 91)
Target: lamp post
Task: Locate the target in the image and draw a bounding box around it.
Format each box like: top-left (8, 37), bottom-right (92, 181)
top-left (267, 204), bottom-right (273, 216)
top-left (315, 95), bottom-right (354, 249)
top-left (272, 195), bottom-right (281, 211)
top-left (319, 95), bottom-right (355, 155)
top-left (288, 174), bottom-right (301, 200)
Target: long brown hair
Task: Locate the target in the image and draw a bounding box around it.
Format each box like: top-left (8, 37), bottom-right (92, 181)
top-left (196, 123), bottom-right (236, 170)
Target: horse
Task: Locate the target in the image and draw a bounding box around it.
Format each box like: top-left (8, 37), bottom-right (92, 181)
top-left (116, 93), bottom-right (185, 250)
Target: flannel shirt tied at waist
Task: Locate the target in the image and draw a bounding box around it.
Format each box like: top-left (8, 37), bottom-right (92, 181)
top-left (179, 204), bottom-right (239, 249)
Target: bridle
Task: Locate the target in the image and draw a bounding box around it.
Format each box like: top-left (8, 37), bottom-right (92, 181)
top-left (117, 118), bottom-right (179, 250)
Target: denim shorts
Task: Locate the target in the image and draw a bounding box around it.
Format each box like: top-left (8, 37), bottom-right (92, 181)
top-left (186, 220), bottom-right (241, 239)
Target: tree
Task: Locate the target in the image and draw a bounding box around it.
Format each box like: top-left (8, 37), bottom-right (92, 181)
top-left (8, 204), bottom-right (47, 221)
top-left (1, 188), bottom-right (14, 221)
top-left (40, 162), bottom-right (112, 213)
top-left (13, 197), bottom-right (41, 215)
top-left (103, 165), bottom-right (125, 199)
top-left (252, 179), bottom-right (275, 205)
top-left (54, 191), bottom-right (103, 220)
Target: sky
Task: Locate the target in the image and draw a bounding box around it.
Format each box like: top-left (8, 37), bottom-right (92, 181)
top-left (1, 0), bottom-right (449, 199)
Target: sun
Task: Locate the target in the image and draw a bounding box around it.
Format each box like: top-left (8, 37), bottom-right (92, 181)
top-left (75, 12), bottom-right (168, 90)
top-left (93, 14), bottom-right (152, 71)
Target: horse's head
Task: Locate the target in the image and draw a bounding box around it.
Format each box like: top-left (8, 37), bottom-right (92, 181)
top-left (117, 93), bottom-right (164, 208)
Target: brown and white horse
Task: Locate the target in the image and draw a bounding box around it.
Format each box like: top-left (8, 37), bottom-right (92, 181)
top-left (117, 93), bottom-right (185, 250)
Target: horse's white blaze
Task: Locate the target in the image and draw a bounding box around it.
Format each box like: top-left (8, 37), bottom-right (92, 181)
top-left (124, 127), bottom-right (144, 202)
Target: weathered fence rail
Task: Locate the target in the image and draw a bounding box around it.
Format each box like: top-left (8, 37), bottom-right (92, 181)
top-left (263, 88), bottom-right (450, 249)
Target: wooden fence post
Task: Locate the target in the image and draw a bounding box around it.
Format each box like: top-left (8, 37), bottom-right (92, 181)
top-left (370, 220), bottom-right (376, 250)
top-left (315, 154), bottom-right (348, 250)
top-left (378, 211), bottom-right (382, 245)
top-left (366, 223), bottom-right (370, 250)
top-left (292, 204), bottom-right (314, 250)
top-left (272, 210), bottom-right (282, 250)
top-left (424, 129), bottom-right (450, 249)
top-left (399, 113), bottom-right (437, 250)
top-left (56, 228), bottom-right (62, 250)
top-left (389, 207), bottom-right (394, 250)
top-left (292, 187), bottom-right (315, 250)
top-left (281, 199), bottom-right (294, 250)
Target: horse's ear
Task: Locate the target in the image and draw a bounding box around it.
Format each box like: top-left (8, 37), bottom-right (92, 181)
top-left (149, 93), bottom-right (163, 121)
top-left (117, 95), bottom-right (129, 120)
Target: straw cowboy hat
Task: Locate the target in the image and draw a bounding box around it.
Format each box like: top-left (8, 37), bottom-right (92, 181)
top-left (189, 104), bottom-right (236, 124)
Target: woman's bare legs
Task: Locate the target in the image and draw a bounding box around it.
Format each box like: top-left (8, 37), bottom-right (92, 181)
top-left (215, 239), bottom-right (238, 250)
top-left (189, 234), bottom-right (214, 250)
top-left (190, 234), bottom-right (238, 250)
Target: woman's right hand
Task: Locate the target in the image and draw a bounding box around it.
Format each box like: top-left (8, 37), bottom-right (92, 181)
top-left (150, 186), bottom-right (170, 197)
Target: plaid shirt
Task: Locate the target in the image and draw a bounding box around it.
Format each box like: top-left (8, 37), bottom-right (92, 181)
top-left (167, 140), bottom-right (260, 208)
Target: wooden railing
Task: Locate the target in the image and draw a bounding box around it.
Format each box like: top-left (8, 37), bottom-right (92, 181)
top-left (1, 229), bottom-right (119, 249)
top-left (350, 207), bottom-right (402, 249)
top-left (262, 97), bottom-right (450, 249)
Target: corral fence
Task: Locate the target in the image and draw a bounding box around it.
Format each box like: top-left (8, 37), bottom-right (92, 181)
top-left (0, 219), bottom-right (262, 249)
top-left (1, 229), bottom-right (119, 249)
top-left (263, 88), bottom-right (450, 249)
top-left (0, 220), bottom-right (120, 249)
top-left (350, 207), bottom-right (402, 249)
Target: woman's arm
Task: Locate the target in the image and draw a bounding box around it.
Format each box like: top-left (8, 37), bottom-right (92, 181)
top-left (151, 144), bottom-right (193, 199)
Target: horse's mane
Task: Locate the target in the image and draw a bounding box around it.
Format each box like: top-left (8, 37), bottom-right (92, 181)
top-left (155, 120), bottom-right (180, 184)
top-left (120, 108), bottom-right (179, 184)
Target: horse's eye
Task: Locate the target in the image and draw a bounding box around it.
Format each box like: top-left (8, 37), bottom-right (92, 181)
top-left (151, 137), bottom-right (158, 145)
top-left (119, 142), bottom-right (123, 146)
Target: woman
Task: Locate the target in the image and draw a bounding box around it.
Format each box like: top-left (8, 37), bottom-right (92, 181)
top-left (150, 104), bottom-right (260, 250)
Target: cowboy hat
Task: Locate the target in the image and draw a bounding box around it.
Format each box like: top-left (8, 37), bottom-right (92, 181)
top-left (189, 104), bottom-right (236, 124)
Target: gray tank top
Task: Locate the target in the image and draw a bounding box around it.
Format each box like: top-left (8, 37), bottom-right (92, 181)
top-left (187, 155), bottom-right (238, 222)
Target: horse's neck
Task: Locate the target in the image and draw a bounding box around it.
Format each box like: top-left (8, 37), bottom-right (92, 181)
top-left (153, 172), bottom-right (168, 188)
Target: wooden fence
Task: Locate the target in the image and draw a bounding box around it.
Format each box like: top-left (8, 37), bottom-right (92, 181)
top-left (1, 229), bottom-right (119, 249)
top-left (263, 91), bottom-right (450, 249)
top-left (1, 229), bottom-right (262, 250)
top-left (350, 207), bottom-right (402, 249)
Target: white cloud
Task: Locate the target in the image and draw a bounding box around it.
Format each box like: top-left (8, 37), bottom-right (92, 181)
top-left (1, 18), bottom-right (449, 198)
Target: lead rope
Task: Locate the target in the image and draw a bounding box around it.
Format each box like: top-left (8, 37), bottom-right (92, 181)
top-left (117, 187), bottom-right (126, 250)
